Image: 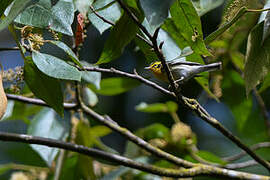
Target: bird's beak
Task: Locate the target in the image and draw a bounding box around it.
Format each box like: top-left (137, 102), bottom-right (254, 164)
top-left (144, 66), bottom-right (151, 70)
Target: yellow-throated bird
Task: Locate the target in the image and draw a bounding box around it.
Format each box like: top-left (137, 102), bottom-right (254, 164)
top-left (145, 60), bottom-right (222, 84)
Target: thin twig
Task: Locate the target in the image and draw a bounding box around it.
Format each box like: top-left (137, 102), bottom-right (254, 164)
top-left (0, 132), bottom-right (269, 179)
top-left (223, 142), bottom-right (270, 162)
top-left (6, 94), bottom-right (77, 109)
top-left (0, 47), bottom-right (20, 51)
top-left (225, 160), bottom-right (258, 169)
top-left (78, 66), bottom-right (174, 96)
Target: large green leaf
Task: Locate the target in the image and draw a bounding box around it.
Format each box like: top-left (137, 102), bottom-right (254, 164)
top-left (49, 41), bottom-right (82, 67)
top-left (88, 0), bottom-right (121, 34)
top-left (139, 0), bottom-right (174, 30)
top-left (195, 151), bottom-right (226, 165)
top-left (28, 108), bottom-right (70, 166)
top-left (244, 22), bottom-right (270, 95)
top-left (89, 77), bottom-right (141, 96)
top-left (170, 0), bottom-right (210, 56)
top-left (0, 0), bottom-right (32, 32)
top-left (32, 51), bottom-right (81, 81)
top-left (13, 0), bottom-right (74, 35)
top-left (24, 59), bottom-right (64, 115)
top-left (96, 12), bottom-right (140, 64)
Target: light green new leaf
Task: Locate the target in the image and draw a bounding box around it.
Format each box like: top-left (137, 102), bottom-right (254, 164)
top-left (49, 40), bottom-right (82, 67)
top-left (89, 77), bottom-right (141, 95)
top-left (135, 101), bottom-right (178, 113)
top-left (82, 87), bottom-right (98, 107)
top-left (244, 22), bottom-right (270, 95)
top-left (0, 0), bottom-right (32, 32)
top-left (170, 0), bottom-right (210, 56)
top-left (195, 151), bottom-right (227, 165)
top-left (96, 12), bottom-right (140, 64)
top-left (32, 51), bottom-right (81, 81)
top-left (24, 59), bottom-right (64, 116)
top-left (28, 108), bottom-right (70, 166)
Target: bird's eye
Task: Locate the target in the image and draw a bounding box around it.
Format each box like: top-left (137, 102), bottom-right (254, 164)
top-left (157, 64), bottom-right (161, 68)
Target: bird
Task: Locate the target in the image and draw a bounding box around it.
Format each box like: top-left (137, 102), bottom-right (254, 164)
top-left (145, 60), bottom-right (222, 84)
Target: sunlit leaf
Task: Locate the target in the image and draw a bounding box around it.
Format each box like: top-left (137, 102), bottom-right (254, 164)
top-left (80, 61), bottom-right (101, 89)
top-left (192, 0), bottom-right (224, 16)
top-left (170, 0), bottom-right (210, 56)
top-left (135, 101), bottom-right (178, 113)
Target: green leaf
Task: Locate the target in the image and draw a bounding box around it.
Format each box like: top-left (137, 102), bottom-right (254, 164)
top-left (170, 0), bottom-right (210, 56)
top-left (141, 123), bottom-right (170, 140)
top-left (0, 101), bottom-right (14, 121)
top-left (80, 61), bottom-right (101, 89)
top-left (0, 0), bottom-right (13, 17)
top-left (135, 101), bottom-right (178, 113)
top-left (89, 77), bottom-right (141, 96)
top-left (244, 22), bottom-right (270, 95)
top-left (74, 0), bottom-right (93, 16)
top-left (82, 87), bottom-right (98, 107)
top-left (96, 12), bottom-right (140, 64)
top-left (0, 164), bottom-right (12, 176)
top-left (32, 51), bottom-right (81, 81)
top-left (139, 0), bottom-right (174, 30)
top-left (192, 0), bottom-right (224, 16)
top-left (89, 125), bottom-right (112, 138)
top-left (49, 41), bottom-right (82, 67)
top-left (196, 151), bottom-right (227, 165)
top-left (24, 59), bottom-right (64, 115)
top-left (28, 108), bottom-right (70, 166)
top-left (259, 74), bottom-right (270, 93)
top-left (0, 0), bottom-right (32, 32)
top-left (88, 0), bottom-right (121, 34)
top-left (13, 0), bottom-right (74, 35)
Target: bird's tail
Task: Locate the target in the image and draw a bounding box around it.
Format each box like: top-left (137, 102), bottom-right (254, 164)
top-left (198, 62), bottom-right (222, 73)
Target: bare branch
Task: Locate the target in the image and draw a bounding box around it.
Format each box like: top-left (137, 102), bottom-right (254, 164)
top-left (223, 142), bottom-right (270, 162)
top-left (0, 132), bottom-right (268, 179)
top-left (6, 94), bottom-right (77, 109)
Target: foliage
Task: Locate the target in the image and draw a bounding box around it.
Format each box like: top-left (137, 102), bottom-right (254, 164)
top-left (1, 0), bottom-right (270, 179)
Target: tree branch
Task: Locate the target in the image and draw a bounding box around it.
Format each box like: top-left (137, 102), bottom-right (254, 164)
top-left (0, 131), bottom-right (268, 179)
top-left (6, 94), bottom-right (77, 109)
top-left (115, 0), bottom-right (270, 172)
top-left (223, 142), bottom-right (270, 162)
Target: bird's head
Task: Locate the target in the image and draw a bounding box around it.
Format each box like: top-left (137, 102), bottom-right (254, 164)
top-left (144, 61), bottom-right (163, 75)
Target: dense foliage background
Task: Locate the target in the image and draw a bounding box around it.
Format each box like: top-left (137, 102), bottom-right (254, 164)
top-left (1, 0), bottom-right (270, 179)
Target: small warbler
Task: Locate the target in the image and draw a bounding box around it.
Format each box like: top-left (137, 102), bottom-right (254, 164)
top-left (145, 60), bottom-right (222, 84)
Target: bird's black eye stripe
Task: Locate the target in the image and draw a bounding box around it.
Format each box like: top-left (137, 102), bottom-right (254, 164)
top-left (157, 64), bottom-right (161, 68)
